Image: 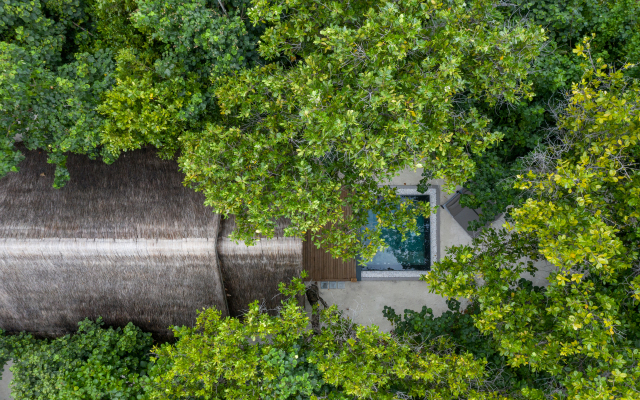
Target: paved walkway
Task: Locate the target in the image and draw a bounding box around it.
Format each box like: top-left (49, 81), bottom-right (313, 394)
top-left (0, 360), bottom-right (12, 400)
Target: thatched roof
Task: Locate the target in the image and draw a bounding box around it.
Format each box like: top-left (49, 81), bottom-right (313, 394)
top-left (217, 216), bottom-right (303, 316)
top-left (0, 146), bottom-right (228, 338)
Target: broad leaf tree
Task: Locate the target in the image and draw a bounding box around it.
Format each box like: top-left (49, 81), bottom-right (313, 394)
top-left (0, 319), bottom-right (152, 399)
top-left (1, 0), bottom-right (545, 260)
top-left (0, 0), bottom-right (117, 187)
top-left (0, 0), bottom-right (259, 186)
top-left (147, 275), bottom-right (499, 399)
top-left (426, 43), bottom-right (640, 399)
top-left (177, 0), bottom-right (545, 259)
top-left (384, 299), bottom-right (551, 397)
top-left (98, 0), bottom-right (262, 161)
top-left (452, 0), bottom-right (640, 230)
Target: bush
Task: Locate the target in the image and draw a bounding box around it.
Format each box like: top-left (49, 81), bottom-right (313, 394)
top-left (2, 318), bottom-right (153, 400)
top-left (384, 299), bottom-right (494, 360)
top-left (146, 277), bottom-right (493, 399)
top-left (384, 294), bottom-right (549, 396)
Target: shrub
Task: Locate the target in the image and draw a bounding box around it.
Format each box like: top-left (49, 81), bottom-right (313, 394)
top-left (0, 330), bottom-right (12, 381)
top-left (147, 276), bottom-right (493, 399)
top-left (3, 318), bottom-right (153, 400)
top-left (384, 295), bottom-right (549, 397)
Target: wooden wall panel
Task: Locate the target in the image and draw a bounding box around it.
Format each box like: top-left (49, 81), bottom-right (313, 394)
top-left (303, 232), bottom-right (356, 281)
top-left (302, 200), bottom-right (357, 281)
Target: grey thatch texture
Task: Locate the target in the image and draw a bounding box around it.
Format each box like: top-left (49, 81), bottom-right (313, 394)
top-left (0, 148), bottom-right (219, 239)
top-left (0, 146), bottom-right (228, 338)
top-left (217, 216), bottom-right (303, 316)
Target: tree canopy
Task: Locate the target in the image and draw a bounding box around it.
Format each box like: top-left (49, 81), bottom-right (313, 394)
top-left (426, 44), bottom-right (640, 399)
top-left (1, 0), bottom-right (639, 258)
top-left (0, 0), bottom-right (259, 187)
top-left (0, 278), bottom-right (504, 400)
top-left (455, 0), bottom-right (640, 229)
top-left (3, 1), bottom-right (640, 398)
top-left (176, 0), bottom-right (544, 259)
top-left (147, 276), bottom-right (499, 400)
top-left (0, 319), bottom-right (152, 399)
top-left (0, 0), bottom-right (545, 259)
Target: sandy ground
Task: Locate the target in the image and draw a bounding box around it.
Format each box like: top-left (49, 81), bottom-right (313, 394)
top-left (0, 360), bottom-right (13, 400)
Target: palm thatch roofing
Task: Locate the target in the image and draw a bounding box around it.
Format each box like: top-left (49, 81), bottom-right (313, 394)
top-left (0, 145), bottom-right (302, 338)
top-left (218, 216), bottom-right (302, 316)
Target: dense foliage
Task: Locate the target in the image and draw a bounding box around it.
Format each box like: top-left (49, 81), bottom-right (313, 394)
top-left (147, 276), bottom-right (497, 399)
top-left (0, 0), bottom-right (259, 187)
top-left (0, 0), bottom-right (114, 186)
top-left (426, 47), bottom-right (640, 399)
top-left (177, 0), bottom-right (544, 260)
top-left (455, 0), bottom-right (640, 229)
top-left (2, 1), bottom-right (640, 396)
top-left (0, 0), bottom-right (545, 260)
top-left (384, 299), bottom-right (495, 361)
top-left (98, 0), bottom-right (262, 161)
top-left (0, 318), bottom-right (153, 399)
top-left (0, 330), bottom-right (10, 382)
top-left (384, 297), bottom-right (551, 397)
top-left (1, 0), bottom-right (638, 253)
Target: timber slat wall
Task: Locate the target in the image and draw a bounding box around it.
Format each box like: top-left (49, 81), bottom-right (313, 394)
top-left (302, 233), bottom-right (356, 281)
top-left (302, 192), bottom-right (356, 281)
top-left (302, 198), bottom-right (356, 281)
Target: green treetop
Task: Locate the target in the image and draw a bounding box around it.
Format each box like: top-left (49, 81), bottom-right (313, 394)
top-left (177, 0), bottom-right (545, 260)
top-left (426, 40), bottom-right (640, 399)
top-left (0, 0), bottom-right (259, 186)
top-left (0, 0), bottom-right (118, 186)
top-left (452, 0), bottom-right (640, 230)
top-left (147, 275), bottom-right (503, 400)
top-left (1, 0), bottom-right (545, 261)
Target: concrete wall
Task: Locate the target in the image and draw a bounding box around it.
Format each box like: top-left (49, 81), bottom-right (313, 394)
top-left (305, 167), bottom-right (555, 332)
top-left (0, 361), bottom-right (13, 400)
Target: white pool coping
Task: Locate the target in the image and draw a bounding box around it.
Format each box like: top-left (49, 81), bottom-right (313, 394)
top-left (361, 186), bottom-right (438, 280)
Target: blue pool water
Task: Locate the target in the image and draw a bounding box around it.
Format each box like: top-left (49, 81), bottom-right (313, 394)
top-left (358, 195), bottom-right (430, 271)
